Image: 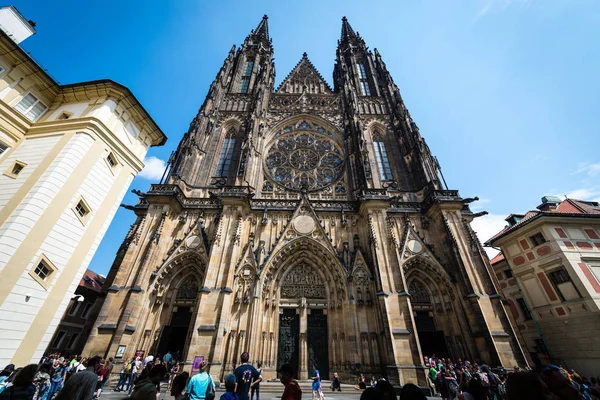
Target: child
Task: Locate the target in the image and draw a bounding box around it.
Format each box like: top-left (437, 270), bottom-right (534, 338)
top-left (220, 374), bottom-right (238, 400)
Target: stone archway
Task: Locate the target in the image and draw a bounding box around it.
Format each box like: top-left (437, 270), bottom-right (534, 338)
top-left (144, 251), bottom-right (207, 361)
top-left (404, 257), bottom-right (473, 361)
top-left (257, 236), bottom-right (348, 379)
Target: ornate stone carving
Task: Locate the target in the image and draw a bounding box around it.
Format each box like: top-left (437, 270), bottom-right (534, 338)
top-left (280, 263), bottom-right (326, 299)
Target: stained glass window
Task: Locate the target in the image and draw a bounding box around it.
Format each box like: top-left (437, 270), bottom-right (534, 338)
top-left (240, 58), bottom-right (254, 93)
top-left (373, 133), bottom-right (392, 181)
top-left (357, 63), bottom-right (371, 96)
top-left (264, 122), bottom-right (344, 191)
top-left (216, 128), bottom-right (236, 177)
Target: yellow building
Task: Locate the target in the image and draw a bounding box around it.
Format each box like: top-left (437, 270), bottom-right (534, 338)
top-left (0, 6), bottom-right (166, 367)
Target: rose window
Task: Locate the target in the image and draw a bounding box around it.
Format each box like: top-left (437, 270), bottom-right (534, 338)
top-left (265, 128), bottom-right (344, 191)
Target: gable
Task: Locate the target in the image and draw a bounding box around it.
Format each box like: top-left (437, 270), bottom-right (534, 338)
top-left (276, 53), bottom-right (333, 94)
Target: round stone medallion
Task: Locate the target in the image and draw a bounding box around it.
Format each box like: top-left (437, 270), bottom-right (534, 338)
top-left (407, 239), bottom-right (422, 254)
top-left (293, 215), bottom-right (316, 235)
top-left (185, 235), bottom-right (201, 249)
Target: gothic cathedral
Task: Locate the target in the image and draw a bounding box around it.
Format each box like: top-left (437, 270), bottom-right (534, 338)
top-left (85, 16), bottom-right (526, 384)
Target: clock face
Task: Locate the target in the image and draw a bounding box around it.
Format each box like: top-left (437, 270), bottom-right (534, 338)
top-left (264, 127), bottom-right (344, 192)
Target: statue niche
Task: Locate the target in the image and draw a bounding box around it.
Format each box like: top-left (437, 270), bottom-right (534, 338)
top-left (280, 263), bottom-right (326, 299)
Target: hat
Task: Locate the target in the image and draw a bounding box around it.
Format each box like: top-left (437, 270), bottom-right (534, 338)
top-left (225, 374), bottom-right (237, 386)
top-left (277, 364), bottom-right (294, 375)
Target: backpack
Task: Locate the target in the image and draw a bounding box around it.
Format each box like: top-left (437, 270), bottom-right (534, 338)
top-left (479, 372), bottom-right (490, 387)
top-left (448, 381), bottom-right (459, 396)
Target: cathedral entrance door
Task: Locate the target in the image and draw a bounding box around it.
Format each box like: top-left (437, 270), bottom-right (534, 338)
top-left (157, 306), bottom-right (193, 358)
top-left (307, 309), bottom-right (329, 379)
top-left (414, 310), bottom-right (449, 358)
top-left (277, 309), bottom-right (300, 378)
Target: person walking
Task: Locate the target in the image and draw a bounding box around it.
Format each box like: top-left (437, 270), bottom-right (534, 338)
top-left (220, 374), bottom-right (238, 400)
top-left (234, 352), bottom-right (261, 400)
top-left (33, 363), bottom-right (51, 400)
top-left (128, 364), bottom-right (167, 400)
top-left (168, 361), bottom-right (181, 392)
top-left (55, 356), bottom-right (102, 400)
top-left (0, 364), bottom-right (37, 400)
top-left (250, 362), bottom-right (262, 400)
top-left (47, 360), bottom-right (65, 399)
top-left (186, 360), bottom-right (215, 400)
top-left (170, 371), bottom-right (189, 400)
top-left (128, 357), bottom-right (143, 395)
top-left (311, 363), bottom-right (324, 400)
top-left (95, 357), bottom-right (112, 399)
top-left (277, 364), bottom-right (301, 400)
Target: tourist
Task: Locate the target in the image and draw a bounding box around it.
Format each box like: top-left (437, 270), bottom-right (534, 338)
top-left (311, 363), bottom-right (324, 400)
top-left (220, 374), bottom-right (238, 400)
top-left (443, 368), bottom-right (459, 400)
top-left (115, 359), bottom-right (132, 392)
top-left (95, 357), bottom-right (113, 398)
top-left (375, 379), bottom-right (397, 400)
top-left (356, 373), bottom-right (367, 390)
top-left (370, 375), bottom-right (377, 388)
top-left (129, 357), bottom-right (143, 394)
top-left (170, 371), bottom-right (189, 400)
top-left (47, 359), bottom-right (65, 399)
top-left (186, 360), bottom-right (215, 400)
top-left (400, 383), bottom-right (427, 400)
top-left (168, 361), bottom-right (181, 392)
top-left (128, 364), bottom-right (167, 400)
top-left (331, 372), bottom-right (341, 392)
top-left (251, 362), bottom-right (263, 400)
top-left (234, 352), bottom-right (261, 400)
top-left (33, 362), bottom-right (51, 400)
top-left (0, 364), bottom-right (37, 400)
top-left (164, 351), bottom-right (173, 369)
top-left (460, 372), bottom-right (487, 400)
top-left (55, 356), bottom-right (101, 400)
top-left (144, 354), bottom-right (154, 367)
top-left (277, 364), bottom-right (301, 400)
top-left (0, 365), bottom-right (14, 385)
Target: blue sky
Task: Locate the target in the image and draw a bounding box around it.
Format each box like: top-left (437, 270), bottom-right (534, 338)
top-left (14, 0), bottom-right (599, 274)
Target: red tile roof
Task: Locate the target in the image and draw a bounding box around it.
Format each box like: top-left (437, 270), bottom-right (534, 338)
top-left (489, 252), bottom-right (505, 265)
top-left (485, 198), bottom-right (600, 245)
top-left (79, 269), bottom-right (105, 293)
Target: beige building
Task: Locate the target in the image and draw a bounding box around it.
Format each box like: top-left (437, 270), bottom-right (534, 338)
top-left (84, 16), bottom-right (526, 385)
top-left (0, 6), bottom-right (166, 367)
top-left (487, 196), bottom-right (600, 376)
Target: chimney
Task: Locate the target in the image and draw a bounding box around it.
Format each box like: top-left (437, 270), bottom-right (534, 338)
top-left (537, 195), bottom-right (562, 212)
top-left (0, 6), bottom-right (36, 44)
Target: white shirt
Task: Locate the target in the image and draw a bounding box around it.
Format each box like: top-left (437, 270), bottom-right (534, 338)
top-left (144, 355), bottom-right (154, 366)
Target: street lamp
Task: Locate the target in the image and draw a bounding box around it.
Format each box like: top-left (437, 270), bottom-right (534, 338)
top-left (72, 295), bottom-right (85, 303)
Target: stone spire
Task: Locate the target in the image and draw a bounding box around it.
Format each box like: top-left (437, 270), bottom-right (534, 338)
top-left (340, 16), bottom-right (358, 42)
top-left (252, 14), bottom-right (270, 42)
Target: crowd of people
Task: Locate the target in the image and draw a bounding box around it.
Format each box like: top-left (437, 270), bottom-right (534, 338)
top-left (2, 350), bottom-right (600, 400)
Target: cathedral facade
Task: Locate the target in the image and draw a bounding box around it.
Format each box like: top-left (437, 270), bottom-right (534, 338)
top-left (84, 16), bottom-right (527, 384)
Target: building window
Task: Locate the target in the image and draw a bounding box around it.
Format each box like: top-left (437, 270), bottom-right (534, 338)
top-left (0, 141), bottom-right (8, 156)
top-left (66, 332), bottom-right (80, 349)
top-left (504, 269), bottom-right (514, 279)
top-left (4, 160), bottom-right (26, 178)
top-left (80, 303), bottom-right (93, 319)
top-left (529, 232), bottom-right (546, 247)
top-left (516, 297), bottom-right (532, 320)
top-left (68, 301), bottom-right (81, 316)
top-left (240, 58), bottom-right (254, 93)
top-left (215, 129), bottom-right (236, 177)
top-left (14, 93), bottom-right (48, 121)
top-left (29, 255), bottom-right (56, 290)
top-left (373, 133), bottom-right (392, 181)
top-left (357, 63), bottom-right (371, 96)
top-left (589, 263), bottom-right (600, 284)
top-left (106, 152), bottom-right (118, 169)
top-left (51, 331), bottom-right (67, 348)
top-left (548, 268), bottom-right (581, 301)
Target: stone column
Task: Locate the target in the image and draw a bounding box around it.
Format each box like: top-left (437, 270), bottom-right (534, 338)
top-left (299, 298), bottom-right (308, 379)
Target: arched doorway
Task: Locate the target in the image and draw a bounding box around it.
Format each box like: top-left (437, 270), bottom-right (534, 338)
top-left (148, 251), bottom-right (207, 362)
top-left (259, 235), bottom-right (348, 379)
top-left (409, 280), bottom-right (450, 358)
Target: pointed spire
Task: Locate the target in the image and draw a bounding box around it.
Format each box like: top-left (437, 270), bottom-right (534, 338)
top-left (253, 14), bottom-right (269, 40)
top-left (340, 16), bottom-right (358, 42)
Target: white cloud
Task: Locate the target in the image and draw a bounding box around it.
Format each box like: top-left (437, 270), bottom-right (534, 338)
top-left (564, 188), bottom-right (600, 203)
top-left (138, 156), bottom-right (167, 181)
top-left (470, 213), bottom-right (508, 258)
top-left (574, 162), bottom-right (600, 178)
